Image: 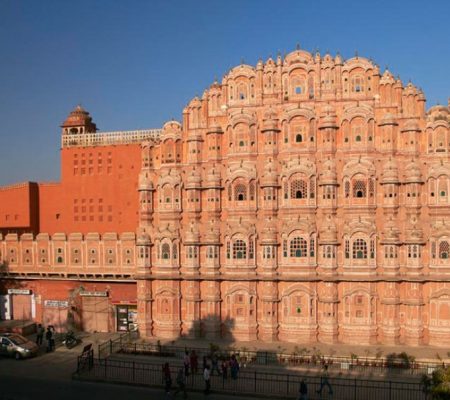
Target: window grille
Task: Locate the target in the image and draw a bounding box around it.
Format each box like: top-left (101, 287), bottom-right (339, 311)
top-left (233, 240), bottom-right (247, 259)
top-left (439, 241), bottom-right (449, 259)
top-left (249, 239), bottom-right (254, 259)
top-left (235, 184), bottom-right (247, 201)
top-left (309, 177), bottom-right (315, 199)
top-left (290, 237), bottom-right (307, 257)
top-left (345, 181), bottom-right (350, 198)
top-left (352, 239), bottom-right (367, 259)
top-left (431, 241), bottom-right (436, 259)
top-left (249, 182), bottom-right (255, 201)
top-left (290, 179), bottom-right (307, 199)
top-left (283, 240), bottom-right (287, 257)
top-left (353, 180), bottom-right (367, 198)
top-left (345, 239), bottom-right (350, 258)
top-left (161, 243), bottom-right (170, 259)
top-left (172, 243), bottom-right (178, 259)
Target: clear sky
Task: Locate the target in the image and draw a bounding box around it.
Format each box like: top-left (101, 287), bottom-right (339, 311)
top-left (0, 0), bottom-right (449, 185)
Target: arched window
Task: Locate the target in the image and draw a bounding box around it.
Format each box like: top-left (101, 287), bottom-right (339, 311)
top-left (296, 134), bottom-right (303, 143)
top-left (352, 239), bottom-right (367, 259)
top-left (439, 241), bottom-right (449, 259)
top-left (345, 181), bottom-right (350, 198)
top-left (172, 243), bottom-right (178, 259)
top-left (351, 75), bottom-right (365, 93)
top-left (249, 182), bottom-right (255, 201)
top-left (161, 243), bottom-right (170, 259)
top-left (235, 183), bottom-right (247, 201)
top-left (290, 237), bottom-right (307, 257)
top-left (291, 179), bottom-right (307, 199)
top-left (353, 180), bottom-right (367, 198)
top-left (233, 240), bottom-right (247, 259)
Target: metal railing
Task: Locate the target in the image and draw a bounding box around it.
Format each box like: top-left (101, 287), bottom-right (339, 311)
top-left (74, 357), bottom-right (427, 400)
top-left (61, 129), bottom-right (161, 148)
top-left (103, 341), bottom-right (441, 376)
top-left (97, 331), bottom-right (139, 359)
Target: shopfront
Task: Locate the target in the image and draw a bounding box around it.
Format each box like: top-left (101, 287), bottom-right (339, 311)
top-left (115, 303), bottom-right (137, 332)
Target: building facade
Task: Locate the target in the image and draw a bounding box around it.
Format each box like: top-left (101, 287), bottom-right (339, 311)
top-left (1, 48), bottom-right (450, 346)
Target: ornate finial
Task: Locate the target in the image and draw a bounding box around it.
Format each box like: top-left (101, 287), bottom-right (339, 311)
top-left (213, 76), bottom-right (218, 83)
top-left (296, 43), bottom-right (300, 50)
top-left (277, 50), bottom-right (281, 57)
top-left (241, 57), bottom-right (245, 65)
top-left (355, 50), bottom-right (359, 58)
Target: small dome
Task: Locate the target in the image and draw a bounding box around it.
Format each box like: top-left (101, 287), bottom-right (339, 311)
top-left (319, 159), bottom-right (337, 185)
top-left (401, 119), bottom-right (421, 132)
top-left (184, 223), bottom-right (200, 244)
top-left (260, 227), bottom-right (277, 244)
top-left (61, 105), bottom-right (97, 132)
top-left (404, 160), bottom-right (423, 183)
top-left (378, 113), bottom-right (398, 126)
top-left (186, 171), bottom-right (202, 188)
top-left (382, 159), bottom-right (399, 184)
top-left (260, 161), bottom-right (278, 187)
top-left (138, 173), bottom-right (154, 191)
top-left (136, 233), bottom-right (151, 246)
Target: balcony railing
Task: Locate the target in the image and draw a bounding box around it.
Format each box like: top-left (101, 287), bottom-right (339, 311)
top-left (62, 129), bottom-right (162, 148)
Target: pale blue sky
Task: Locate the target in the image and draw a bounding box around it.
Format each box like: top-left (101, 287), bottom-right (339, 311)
top-left (0, 0), bottom-right (449, 185)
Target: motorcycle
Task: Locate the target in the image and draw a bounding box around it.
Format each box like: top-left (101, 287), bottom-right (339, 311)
top-left (62, 331), bottom-right (81, 349)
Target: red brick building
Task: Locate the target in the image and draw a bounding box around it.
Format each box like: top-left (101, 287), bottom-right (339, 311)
top-left (1, 48), bottom-right (450, 346)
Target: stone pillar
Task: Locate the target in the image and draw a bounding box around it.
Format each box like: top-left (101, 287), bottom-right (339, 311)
top-left (317, 282), bottom-right (339, 344)
top-left (201, 281), bottom-right (222, 340)
top-left (136, 279), bottom-right (153, 337)
top-left (181, 280), bottom-right (201, 338)
top-left (380, 282), bottom-right (400, 344)
top-left (257, 281), bottom-right (279, 341)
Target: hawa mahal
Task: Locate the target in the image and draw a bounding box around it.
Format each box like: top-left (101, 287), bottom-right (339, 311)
top-left (1, 47), bottom-right (449, 346)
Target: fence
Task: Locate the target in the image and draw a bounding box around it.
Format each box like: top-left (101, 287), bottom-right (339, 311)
top-left (107, 341), bottom-right (440, 377)
top-left (74, 357), bottom-right (427, 400)
top-left (97, 331), bottom-right (139, 359)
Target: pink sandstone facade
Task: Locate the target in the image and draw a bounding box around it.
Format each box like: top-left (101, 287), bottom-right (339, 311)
top-left (1, 48), bottom-right (450, 346)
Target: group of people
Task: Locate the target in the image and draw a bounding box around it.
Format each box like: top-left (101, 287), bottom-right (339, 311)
top-left (35, 324), bottom-right (56, 352)
top-left (162, 349), bottom-right (242, 397)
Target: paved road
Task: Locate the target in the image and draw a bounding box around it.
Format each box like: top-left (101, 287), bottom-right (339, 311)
top-left (0, 344), bottom-right (268, 400)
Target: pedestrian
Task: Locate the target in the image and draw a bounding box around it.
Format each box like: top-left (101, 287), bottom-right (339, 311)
top-left (45, 326), bottom-right (53, 352)
top-left (183, 350), bottom-right (190, 377)
top-left (173, 367), bottom-right (187, 399)
top-left (49, 325), bottom-right (56, 350)
top-left (190, 350), bottom-right (198, 374)
top-left (36, 324), bottom-right (44, 346)
top-left (298, 379), bottom-right (308, 400)
top-left (162, 362), bottom-right (172, 396)
top-left (221, 358), bottom-right (228, 379)
top-left (230, 355), bottom-right (239, 380)
top-left (316, 365), bottom-right (332, 396)
top-left (202, 355), bottom-right (208, 371)
top-left (203, 365), bottom-right (211, 395)
top-left (211, 352), bottom-right (221, 376)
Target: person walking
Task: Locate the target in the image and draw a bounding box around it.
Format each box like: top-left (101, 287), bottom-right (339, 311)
top-left (162, 362), bottom-right (172, 397)
top-left (183, 350), bottom-right (190, 377)
top-left (45, 326), bottom-right (53, 352)
top-left (190, 350), bottom-right (198, 374)
top-left (36, 324), bottom-right (44, 346)
top-left (221, 358), bottom-right (228, 379)
top-left (211, 352), bottom-right (221, 376)
top-left (316, 365), bottom-right (332, 396)
top-left (298, 379), bottom-right (308, 400)
top-left (230, 355), bottom-right (239, 380)
top-left (173, 367), bottom-right (187, 399)
top-left (203, 365), bottom-right (211, 395)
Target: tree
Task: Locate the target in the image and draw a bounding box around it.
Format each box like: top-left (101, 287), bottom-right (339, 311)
top-left (422, 366), bottom-right (450, 400)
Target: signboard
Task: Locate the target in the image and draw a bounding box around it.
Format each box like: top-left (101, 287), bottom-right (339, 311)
top-left (111, 300), bottom-right (137, 305)
top-left (80, 291), bottom-right (108, 297)
top-left (7, 289), bottom-right (31, 295)
top-left (44, 300), bottom-right (69, 308)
